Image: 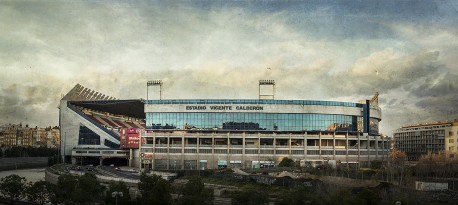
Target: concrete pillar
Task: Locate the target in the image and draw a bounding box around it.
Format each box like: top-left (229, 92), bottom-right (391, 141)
top-left (129, 149), bottom-right (133, 167)
top-left (333, 132), bottom-right (336, 160)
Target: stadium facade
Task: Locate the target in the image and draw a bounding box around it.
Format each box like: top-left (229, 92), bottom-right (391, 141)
top-left (60, 84), bottom-right (389, 170)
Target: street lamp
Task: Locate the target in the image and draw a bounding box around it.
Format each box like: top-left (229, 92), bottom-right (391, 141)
top-left (111, 191), bottom-right (123, 205)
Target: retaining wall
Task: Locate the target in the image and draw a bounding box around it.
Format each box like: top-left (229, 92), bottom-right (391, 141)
top-left (0, 157), bottom-right (48, 171)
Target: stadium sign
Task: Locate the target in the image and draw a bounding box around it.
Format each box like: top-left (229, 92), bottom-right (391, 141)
top-left (140, 152), bottom-right (153, 159)
top-left (185, 105), bottom-right (264, 111)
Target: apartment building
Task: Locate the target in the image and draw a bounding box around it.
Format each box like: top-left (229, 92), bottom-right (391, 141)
top-left (393, 119), bottom-right (458, 160)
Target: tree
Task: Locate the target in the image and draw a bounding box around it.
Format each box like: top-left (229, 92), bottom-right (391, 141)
top-left (25, 180), bottom-right (56, 205)
top-left (2, 146), bottom-right (58, 158)
top-left (0, 174), bottom-right (27, 202)
top-left (178, 176), bottom-right (213, 205)
top-left (72, 173), bottom-right (105, 205)
top-left (328, 188), bottom-right (363, 205)
top-left (276, 186), bottom-right (311, 205)
top-left (388, 149), bottom-right (407, 185)
top-left (417, 151), bottom-right (449, 179)
top-left (232, 186), bottom-right (269, 205)
top-left (278, 157), bottom-right (295, 167)
top-left (370, 160), bottom-right (382, 170)
top-left (138, 173), bottom-right (172, 205)
top-left (55, 173), bottom-right (78, 204)
top-left (357, 188), bottom-right (380, 205)
top-left (105, 181), bottom-right (131, 205)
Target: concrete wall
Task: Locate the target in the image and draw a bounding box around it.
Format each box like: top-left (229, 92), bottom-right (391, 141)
top-left (416, 181), bottom-right (448, 191)
top-left (45, 167), bottom-right (60, 184)
top-left (60, 100), bottom-right (120, 160)
top-left (0, 157), bottom-right (48, 171)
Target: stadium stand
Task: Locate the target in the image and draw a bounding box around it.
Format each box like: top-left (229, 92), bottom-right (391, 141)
top-left (71, 102), bottom-right (146, 137)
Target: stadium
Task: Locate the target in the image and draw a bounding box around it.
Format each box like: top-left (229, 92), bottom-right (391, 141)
top-left (59, 81), bottom-right (389, 170)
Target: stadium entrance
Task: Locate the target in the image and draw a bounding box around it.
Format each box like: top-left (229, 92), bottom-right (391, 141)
top-left (102, 158), bottom-right (128, 166)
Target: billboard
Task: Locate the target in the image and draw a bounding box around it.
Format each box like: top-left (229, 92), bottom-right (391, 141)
top-left (120, 128), bottom-right (145, 149)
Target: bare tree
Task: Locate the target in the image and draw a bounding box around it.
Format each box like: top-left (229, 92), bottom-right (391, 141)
top-left (388, 149), bottom-right (407, 185)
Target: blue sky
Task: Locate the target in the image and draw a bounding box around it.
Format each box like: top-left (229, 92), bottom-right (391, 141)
top-left (0, 0), bottom-right (457, 135)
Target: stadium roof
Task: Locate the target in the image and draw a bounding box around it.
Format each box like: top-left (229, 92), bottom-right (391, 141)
top-left (62, 84), bottom-right (117, 101)
top-left (70, 100), bottom-right (145, 119)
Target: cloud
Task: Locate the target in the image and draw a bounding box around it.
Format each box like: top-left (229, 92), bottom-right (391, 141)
top-left (324, 49), bottom-right (443, 96)
top-left (0, 1), bottom-right (457, 136)
top-left (411, 72), bottom-right (458, 98)
top-left (0, 83), bottom-right (62, 127)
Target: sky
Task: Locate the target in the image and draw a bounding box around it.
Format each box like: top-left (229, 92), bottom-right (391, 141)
top-left (0, 0), bottom-right (457, 136)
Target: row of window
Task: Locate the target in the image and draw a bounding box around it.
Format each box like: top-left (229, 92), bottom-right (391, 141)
top-left (398, 125), bottom-right (450, 132)
top-left (150, 148), bottom-right (386, 155)
top-left (395, 130), bottom-right (446, 136)
top-left (145, 99), bottom-right (359, 107)
top-left (146, 113), bottom-right (362, 132)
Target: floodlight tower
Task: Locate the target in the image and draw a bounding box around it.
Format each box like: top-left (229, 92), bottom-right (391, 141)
top-left (147, 80), bottom-right (163, 100)
top-left (259, 80), bottom-right (276, 100)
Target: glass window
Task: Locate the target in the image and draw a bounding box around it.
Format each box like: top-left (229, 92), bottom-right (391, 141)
top-left (104, 139), bottom-right (118, 148)
top-left (147, 112), bottom-right (362, 132)
top-left (78, 124), bottom-right (100, 145)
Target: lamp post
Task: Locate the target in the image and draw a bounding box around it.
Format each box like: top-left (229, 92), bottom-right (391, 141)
top-left (111, 191), bottom-right (123, 205)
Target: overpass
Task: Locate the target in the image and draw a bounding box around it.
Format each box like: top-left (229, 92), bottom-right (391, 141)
top-left (71, 148), bottom-right (130, 166)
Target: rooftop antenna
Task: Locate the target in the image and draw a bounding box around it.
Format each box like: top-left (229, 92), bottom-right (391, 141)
top-left (147, 80), bottom-right (163, 100)
top-left (259, 80), bottom-right (275, 100)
